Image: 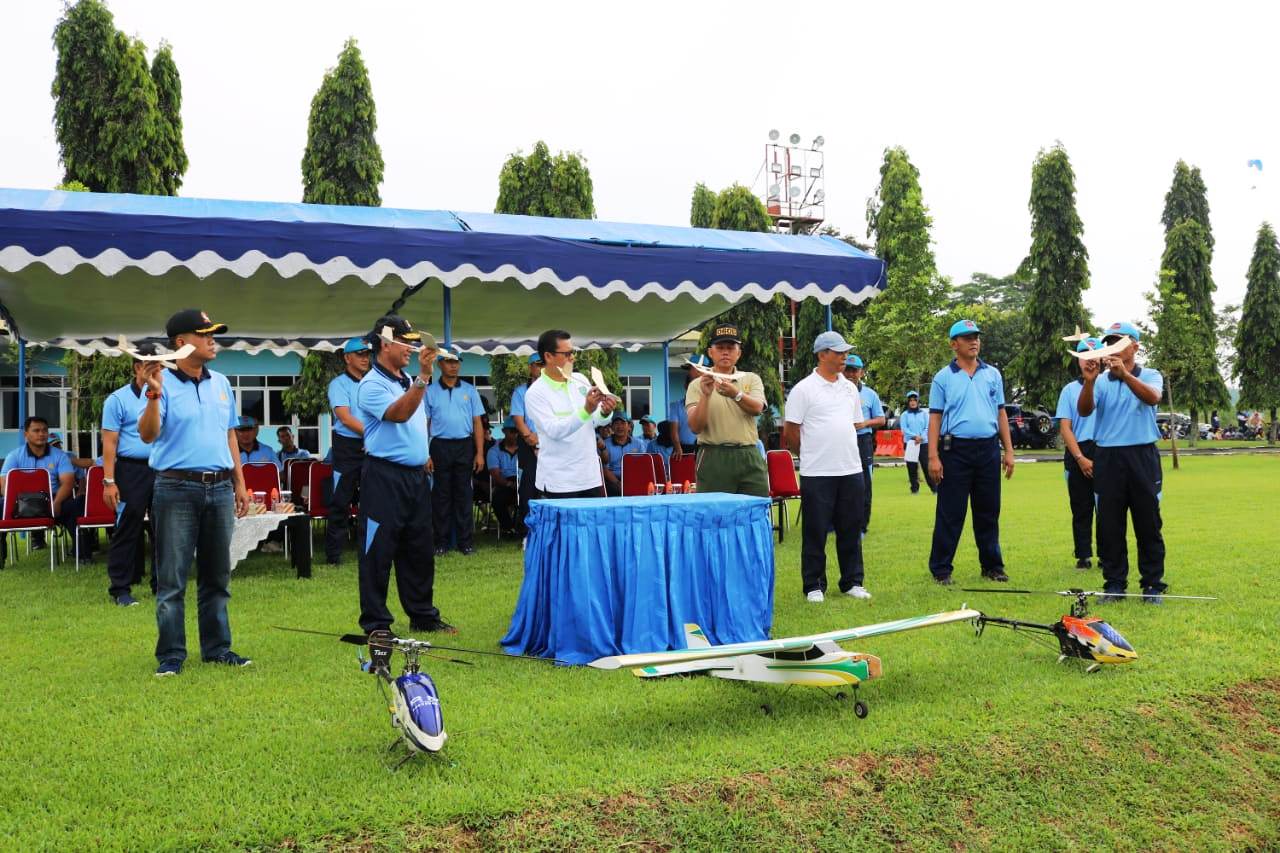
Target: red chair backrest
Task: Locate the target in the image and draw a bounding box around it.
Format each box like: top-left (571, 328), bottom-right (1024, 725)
top-left (286, 459), bottom-right (315, 493)
top-left (766, 450), bottom-right (801, 498)
top-left (669, 453), bottom-right (695, 486)
top-left (647, 453), bottom-right (666, 483)
top-left (242, 462), bottom-right (281, 495)
top-left (81, 465), bottom-right (113, 520)
top-left (307, 462), bottom-right (333, 517)
top-left (621, 453), bottom-right (659, 497)
top-left (2, 468), bottom-right (54, 520)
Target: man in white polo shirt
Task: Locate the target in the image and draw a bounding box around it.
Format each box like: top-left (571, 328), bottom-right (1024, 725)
top-left (524, 329), bottom-right (617, 498)
top-left (782, 331), bottom-right (869, 603)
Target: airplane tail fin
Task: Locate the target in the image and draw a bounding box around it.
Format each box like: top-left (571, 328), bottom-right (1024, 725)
top-left (683, 623), bottom-right (711, 649)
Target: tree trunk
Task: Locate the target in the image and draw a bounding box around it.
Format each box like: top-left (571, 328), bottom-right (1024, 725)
top-left (69, 358), bottom-right (80, 456)
top-left (1270, 407), bottom-right (1278, 446)
top-left (1168, 387), bottom-right (1180, 470)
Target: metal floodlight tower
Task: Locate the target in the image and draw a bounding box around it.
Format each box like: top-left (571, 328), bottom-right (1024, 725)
top-left (760, 129), bottom-right (825, 234)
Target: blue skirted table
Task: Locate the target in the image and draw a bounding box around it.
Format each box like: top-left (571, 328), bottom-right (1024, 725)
top-left (501, 493), bottom-right (775, 665)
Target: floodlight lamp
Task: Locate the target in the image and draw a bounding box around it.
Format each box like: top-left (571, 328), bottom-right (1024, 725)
top-left (768, 129), bottom-right (780, 141)
top-left (769, 162), bottom-right (783, 174)
top-left (789, 133), bottom-right (801, 145)
top-left (814, 190), bottom-right (825, 203)
top-left (809, 167), bottom-right (822, 178)
top-left (789, 185), bottom-right (801, 198)
top-left (768, 184), bottom-right (781, 197)
top-left (812, 135), bottom-right (825, 149)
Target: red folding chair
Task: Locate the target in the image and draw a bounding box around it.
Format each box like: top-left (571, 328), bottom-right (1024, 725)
top-left (306, 462), bottom-right (333, 523)
top-left (766, 449), bottom-right (802, 543)
top-left (75, 465), bottom-right (115, 571)
top-left (283, 458), bottom-right (304, 491)
top-left (669, 453), bottom-right (695, 488)
top-left (621, 453), bottom-right (659, 496)
top-left (242, 462), bottom-right (281, 496)
top-left (647, 452), bottom-right (667, 484)
top-left (1, 468), bottom-right (58, 571)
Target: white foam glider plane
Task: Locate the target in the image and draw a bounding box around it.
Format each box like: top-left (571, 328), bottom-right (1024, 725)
top-left (589, 608), bottom-right (981, 717)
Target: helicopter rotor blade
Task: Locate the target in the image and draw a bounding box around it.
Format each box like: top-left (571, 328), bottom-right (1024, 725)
top-left (1061, 591), bottom-right (1218, 601)
top-left (426, 643), bottom-right (564, 664)
top-left (959, 588), bottom-right (1054, 595)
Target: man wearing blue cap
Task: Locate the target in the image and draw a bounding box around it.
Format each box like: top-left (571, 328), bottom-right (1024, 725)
top-left (926, 319), bottom-right (1016, 585)
top-left (510, 353), bottom-right (543, 528)
top-left (1056, 336), bottom-right (1102, 569)
top-left (425, 350), bottom-right (487, 556)
top-left (1077, 322), bottom-right (1167, 603)
top-left (325, 336), bottom-right (372, 564)
top-left (783, 331), bottom-right (871, 602)
top-left (899, 390), bottom-right (933, 494)
top-left (234, 417), bottom-right (281, 467)
top-left (486, 417), bottom-right (523, 536)
top-left (841, 354), bottom-right (884, 531)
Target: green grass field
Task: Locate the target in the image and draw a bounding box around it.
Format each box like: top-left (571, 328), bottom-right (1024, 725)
top-left (0, 455), bottom-right (1277, 851)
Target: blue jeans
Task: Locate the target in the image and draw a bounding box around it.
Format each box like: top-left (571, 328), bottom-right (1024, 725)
top-left (153, 477), bottom-right (235, 663)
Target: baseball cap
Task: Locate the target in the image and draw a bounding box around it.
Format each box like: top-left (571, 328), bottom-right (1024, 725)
top-left (844, 354), bottom-right (865, 369)
top-left (611, 412), bottom-right (631, 423)
top-left (130, 342), bottom-right (158, 360)
top-left (1076, 336), bottom-right (1103, 353)
top-left (812, 330), bottom-right (853, 354)
top-left (905, 390), bottom-right (920, 400)
top-left (501, 416), bottom-right (517, 430)
top-left (235, 416), bottom-right (257, 430)
top-left (1102, 321), bottom-right (1141, 343)
top-left (527, 353), bottom-right (543, 365)
top-left (372, 314), bottom-right (425, 345)
top-left (438, 349), bottom-right (460, 362)
top-left (166, 308), bottom-right (227, 337)
top-left (343, 336), bottom-right (371, 354)
top-left (640, 415), bottom-right (656, 425)
top-left (708, 324), bottom-right (743, 345)
top-left (948, 319), bottom-right (981, 339)
top-left (48, 431), bottom-right (63, 445)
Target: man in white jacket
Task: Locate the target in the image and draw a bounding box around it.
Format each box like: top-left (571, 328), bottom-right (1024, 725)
top-left (523, 329), bottom-right (617, 498)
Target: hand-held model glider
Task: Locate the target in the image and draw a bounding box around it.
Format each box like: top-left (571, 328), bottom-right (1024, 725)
top-left (1067, 337), bottom-right (1131, 362)
top-left (685, 357), bottom-right (747, 385)
top-left (116, 336), bottom-right (195, 369)
top-left (962, 588), bottom-right (1217, 673)
top-left (275, 626), bottom-right (556, 767)
top-left (589, 609), bottom-right (982, 718)
top-left (1061, 326), bottom-right (1092, 343)
top-left (377, 326), bottom-right (442, 356)
top-left (589, 366), bottom-right (619, 399)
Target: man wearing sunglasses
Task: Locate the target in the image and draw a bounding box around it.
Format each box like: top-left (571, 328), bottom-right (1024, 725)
top-left (523, 329), bottom-right (617, 498)
top-left (1077, 321), bottom-right (1167, 604)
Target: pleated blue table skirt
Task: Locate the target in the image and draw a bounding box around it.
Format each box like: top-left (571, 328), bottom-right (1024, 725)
top-left (501, 493), bottom-right (775, 665)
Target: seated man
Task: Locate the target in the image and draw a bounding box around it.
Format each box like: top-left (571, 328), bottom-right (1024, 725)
top-left (637, 415), bottom-right (659, 451)
top-left (600, 413), bottom-right (646, 496)
top-left (235, 417), bottom-right (281, 467)
top-left (486, 418), bottom-right (522, 535)
top-left (275, 426), bottom-right (312, 461)
top-left (0, 417), bottom-right (79, 565)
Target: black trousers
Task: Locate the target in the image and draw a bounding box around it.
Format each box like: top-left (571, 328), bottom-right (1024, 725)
top-left (357, 456), bottom-right (438, 633)
top-left (492, 482), bottom-right (518, 529)
top-left (856, 432), bottom-right (875, 532)
top-left (906, 442), bottom-right (936, 493)
top-left (1064, 439), bottom-right (1097, 561)
top-left (543, 487), bottom-right (603, 499)
top-left (325, 434), bottom-right (364, 562)
top-left (1093, 444), bottom-right (1166, 593)
top-left (106, 457), bottom-right (154, 598)
top-left (929, 437), bottom-right (1004, 579)
top-left (516, 441), bottom-right (538, 526)
top-left (430, 437), bottom-right (475, 551)
top-left (800, 472), bottom-right (865, 594)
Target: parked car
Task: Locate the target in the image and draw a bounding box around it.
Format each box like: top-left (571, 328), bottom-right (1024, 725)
top-left (1005, 404), bottom-right (1057, 449)
top-left (1156, 412), bottom-right (1191, 439)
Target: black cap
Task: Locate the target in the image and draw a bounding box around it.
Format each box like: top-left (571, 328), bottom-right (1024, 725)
top-left (708, 324), bottom-right (742, 345)
top-left (165, 308), bottom-right (228, 338)
top-left (131, 342), bottom-right (158, 360)
top-left (372, 314), bottom-right (424, 345)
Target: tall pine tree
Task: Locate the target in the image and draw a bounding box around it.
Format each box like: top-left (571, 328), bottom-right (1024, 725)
top-left (689, 182), bottom-right (716, 229)
top-left (853, 147), bottom-right (949, 402)
top-left (1162, 161), bottom-right (1213, 250)
top-left (1013, 145), bottom-right (1090, 408)
top-left (150, 41), bottom-right (188, 197)
top-left (1234, 222), bottom-right (1280, 442)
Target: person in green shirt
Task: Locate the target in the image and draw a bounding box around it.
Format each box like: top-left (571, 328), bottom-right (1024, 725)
top-left (685, 324), bottom-right (770, 496)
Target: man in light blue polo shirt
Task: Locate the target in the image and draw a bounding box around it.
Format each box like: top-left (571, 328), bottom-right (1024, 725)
top-left (425, 351), bottom-right (486, 556)
top-left (101, 347), bottom-right (159, 605)
top-left (842, 354), bottom-right (885, 533)
top-left (234, 416), bottom-right (281, 467)
top-left (509, 353), bottom-right (542, 527)
top-left (600, 412), bottom-right (646, 496)
top-left (355, 314), bottom-right (452, 635)
top-left (926, 319), bottom-right (1016, 585)
top-left (1056, 336), bottom-right (1102, 570)
top-left (139, 308), bottom-right (251, 677)
top-left (325, 336), bottom-right (372, 564)
top-left (1077, 321), bottom-right (1167, 603)
top-left (0, 416), bottom-right (78, 568)
top-left (275, 427), bottom-right (312, 461)
top-left (486, 417), bottom-right (522, 535)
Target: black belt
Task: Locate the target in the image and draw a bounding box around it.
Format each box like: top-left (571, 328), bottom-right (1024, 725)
top-left (367, 454), bottom-right (427, 472)
top-left (431, 436), bottom-right (472, 442)
top-left (157, 469), bottom-right (233, 484)
top-left (116, 456), bottom-right (150, 466)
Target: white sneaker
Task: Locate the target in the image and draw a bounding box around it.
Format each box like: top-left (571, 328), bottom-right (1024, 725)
top-left (805, 590), bottom-right (825, 603)
top-left (845, 585), bottom-right (872, 600)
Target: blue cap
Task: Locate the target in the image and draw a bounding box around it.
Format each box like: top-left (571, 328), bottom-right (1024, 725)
top-left (1103, 321), bottom-right (1141, 342)
top-left (527, 353), bottom-right (543, 365)
top-left (905, 390), bottom-right (919, 399)
top-left (343, 337), bottom-right (371, 354)
top-left (812, 331), bottom-right (853, 354)
top-left (948, 319), bottom-right (981, 338)
top-left (235, 415), bottom-right (257, 429)
top-left (640, 415), bottom-right (656, 424)
top-left (1076, 336), bottom-right (1103, 353)
top-left (611, 411), bottom-right (630, 423)
top-left (501, 416), bottom-right (517, 430)
top-left (844, 354), bottom-right (864, 369)
top-left (48, 431), bottom-right (63, 444)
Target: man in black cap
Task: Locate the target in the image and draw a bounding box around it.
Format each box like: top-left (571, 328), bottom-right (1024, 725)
top-left (139, 309), bottom-right (252, 677)
top-left (685, 324), bottom-right (769, 496)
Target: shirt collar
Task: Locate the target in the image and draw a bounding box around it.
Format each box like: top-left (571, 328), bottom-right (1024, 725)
top-left (1105, 363), bottom-right (1143, 381)
top-left (129, 381), bottom-right (143, 398)
top-left (169, 365), bottom-right (211, 383)
top-left (372, 361), bottom-right (410, 390)
top-left (23, 442), bottom-right (50, 460)
top-left (948, 358), bottom-right (989, 373)
top-left (540, 373), bottom-right (568, 390)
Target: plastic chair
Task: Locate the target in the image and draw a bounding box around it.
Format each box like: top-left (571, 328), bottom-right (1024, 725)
top-left (669, 453), bottom-right (695, 487)
top-left (74, 465), bottom-right (115, 571)
top-left (242, 462), bottom-right (281, 496)
top-left (621, 453), bottom-right (659, 496)
top-left (0, 468), bottom-right (57, 571)
top-left (766, 449), bottom-right (802, 543)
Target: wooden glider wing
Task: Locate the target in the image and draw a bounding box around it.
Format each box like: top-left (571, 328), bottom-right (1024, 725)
top-left (588, 609), bottom-right (982, 671)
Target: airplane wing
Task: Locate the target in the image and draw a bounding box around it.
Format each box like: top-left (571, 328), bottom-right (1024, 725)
top-left (588, 609), bottom-right (982, 671)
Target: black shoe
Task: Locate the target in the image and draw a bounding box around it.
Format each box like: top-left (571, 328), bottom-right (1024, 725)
top-left (409, 619), bottom-right (458, 635)
top-left (1097, 590), bottom-right (1125, 604)
top-left (981, 570), bottom-right (1010, 582)
top-left (433, 547), bottom-right (448, 557)
top-left (203, 650), bottom-right (253, 667)
top-left (459, 547), bottom-right (475, 556)
top-left (1075, 558), bottom-right (1092, 570)
top-left (934, 576), bottom-right (954, 586)
top-left (1141, 588), bottom-right (1163, 605)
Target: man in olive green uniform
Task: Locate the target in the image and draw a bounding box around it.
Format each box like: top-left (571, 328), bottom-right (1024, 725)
top-left (685, 324), bottom-right (770, 496)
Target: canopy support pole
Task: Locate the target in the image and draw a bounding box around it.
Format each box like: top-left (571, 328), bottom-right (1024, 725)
top-left (16, 337), bottom-right (26, 427)
top-left (662, 340), bottom-right (671, 422)
top-left (442, 285), bottom-right (453, 349)
top-left (825, 304), bottom-right (833, 332)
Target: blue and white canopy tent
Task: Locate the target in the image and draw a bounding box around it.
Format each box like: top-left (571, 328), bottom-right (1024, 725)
top-left (0, 188), bottom-right (885, 422)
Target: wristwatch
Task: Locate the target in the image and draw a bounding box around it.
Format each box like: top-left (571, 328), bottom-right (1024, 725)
top-left (412, 376), bottom-right (428, 390)
top-left (102, 477), bottom-right (115, 486)
top-left (733, 390), bottom-right (745, 402)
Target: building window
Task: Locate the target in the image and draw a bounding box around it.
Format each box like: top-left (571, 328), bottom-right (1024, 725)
top-left (619, 375), bottom-right (651, 420)
top-left (1, 375), bottom-right (68, 431)
top-left (230, 375), bottom-right (320, 453)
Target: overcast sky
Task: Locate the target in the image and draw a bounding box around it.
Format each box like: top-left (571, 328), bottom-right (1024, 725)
top-left (3, 1), bottom-right (1276, 329)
